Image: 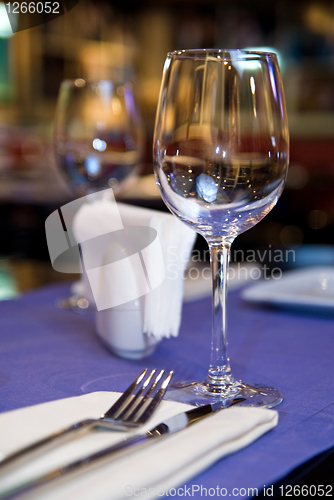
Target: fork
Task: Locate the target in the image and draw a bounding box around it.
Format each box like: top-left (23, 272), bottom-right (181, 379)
top-left (0, 368), bottom-right (173, 474)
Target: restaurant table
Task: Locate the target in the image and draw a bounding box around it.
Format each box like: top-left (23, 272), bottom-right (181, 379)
top-left (0, 281), bottom-right (334, 499)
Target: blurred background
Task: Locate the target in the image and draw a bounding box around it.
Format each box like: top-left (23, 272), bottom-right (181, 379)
top-left (0, 0), bottom-right (334, 297)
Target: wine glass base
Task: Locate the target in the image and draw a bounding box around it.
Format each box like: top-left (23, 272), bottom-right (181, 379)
top-left (164, 380), bottom-right (283, 408)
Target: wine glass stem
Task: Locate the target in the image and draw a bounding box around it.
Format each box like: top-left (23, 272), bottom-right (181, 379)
top-left (206, 241), bottom-right (234, 389)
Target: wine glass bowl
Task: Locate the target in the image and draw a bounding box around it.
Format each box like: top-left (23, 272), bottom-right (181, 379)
top-left (54, 79), bottom-right (144, 197)
top-left (154, 49), bottom-right (289, 407)
top-left (154, 50), bottom-right (288, 243)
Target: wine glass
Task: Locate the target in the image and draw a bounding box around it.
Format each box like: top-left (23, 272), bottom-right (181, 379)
top-left (153, 49), bottom-right (289, 407)
top-left (53, 79), bottom-right (144, 310)
top-left (54, 79), bottom-right (144, 198)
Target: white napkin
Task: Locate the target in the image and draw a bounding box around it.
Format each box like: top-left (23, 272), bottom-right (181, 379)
top-left (0, 393), bottom-right (278, 500)
top-left (72, 191), bottom-right (196, 341)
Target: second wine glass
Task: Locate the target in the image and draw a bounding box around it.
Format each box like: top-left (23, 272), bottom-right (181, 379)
top-left (54, 79), bottom-right (144, 197)
top-left (154, 49), bottom-right (289, 407)
top-left (53, 79), bottom-right (144, 310)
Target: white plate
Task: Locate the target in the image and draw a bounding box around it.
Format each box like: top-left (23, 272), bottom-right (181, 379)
top-left (242, 266), bottom-right (334, 313)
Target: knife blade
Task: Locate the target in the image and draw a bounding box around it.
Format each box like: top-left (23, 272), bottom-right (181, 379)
top-left (0, 397), bottom-right (245, 500)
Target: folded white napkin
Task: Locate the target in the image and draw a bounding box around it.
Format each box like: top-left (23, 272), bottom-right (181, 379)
top-left (0, 393), bottom-right (278, 500)
top-left (72, 190), bottom-right (196, 344)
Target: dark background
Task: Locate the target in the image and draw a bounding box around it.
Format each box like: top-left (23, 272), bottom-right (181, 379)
top-left (0, 0), bottom-right (334, 293)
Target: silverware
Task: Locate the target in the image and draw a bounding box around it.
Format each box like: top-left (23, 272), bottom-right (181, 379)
top-left (0, 368), bottom-right (173, 475)
top-left (0, 397), bottom-right (244, 499)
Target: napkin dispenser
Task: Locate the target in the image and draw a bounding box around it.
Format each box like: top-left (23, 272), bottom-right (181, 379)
top-left (72, 192), bottom-right (196, 359)
top-left (95, 299), bottom-right (160, 360)
top-left (94, 225), bottom-right (163, 360)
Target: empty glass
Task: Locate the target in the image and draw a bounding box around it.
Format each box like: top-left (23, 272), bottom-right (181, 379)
top-left (153, 49), bottom-right (289, 407)
top-left (54, 79), bottom-right (144, 197)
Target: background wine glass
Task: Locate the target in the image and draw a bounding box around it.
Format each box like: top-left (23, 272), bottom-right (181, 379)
top-left (54, 79), bottom-right (144, 198)
top-left (154, 49), bottom-right (289, 407)
top-left (54, 79), bottom-right (144, 310)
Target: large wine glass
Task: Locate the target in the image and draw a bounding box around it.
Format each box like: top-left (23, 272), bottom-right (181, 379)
top-left (54, 79), bottom-right (144, 197)
top-left (153, 49), bottom-right (289, 407)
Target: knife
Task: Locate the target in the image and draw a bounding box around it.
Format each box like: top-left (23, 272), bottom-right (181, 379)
top-left (0, 397), bottom-right (245, 500)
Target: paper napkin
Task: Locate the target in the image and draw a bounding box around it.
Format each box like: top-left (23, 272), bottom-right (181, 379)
top-left (0, 393), bottom-right (278, 500)
top-left (72, 194), bottom-right (196, 343)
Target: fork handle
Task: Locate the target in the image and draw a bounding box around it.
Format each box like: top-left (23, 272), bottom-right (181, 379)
top-left (0, 419), bottom-right (96, 475)
top-left (0, 431), bottom-right (153, 500)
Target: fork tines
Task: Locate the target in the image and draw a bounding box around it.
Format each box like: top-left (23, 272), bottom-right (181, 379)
top-left (103, 369), bottom-right (173, 424)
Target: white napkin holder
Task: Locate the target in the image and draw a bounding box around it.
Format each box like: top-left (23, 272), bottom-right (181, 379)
top-left (95, 298), bottom-right (160, 359)
top-left (72, 190), bottom-right (196, 359)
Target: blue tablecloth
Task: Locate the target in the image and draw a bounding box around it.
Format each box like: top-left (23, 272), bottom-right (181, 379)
top-left (1, 282), bottom-right (334, 498)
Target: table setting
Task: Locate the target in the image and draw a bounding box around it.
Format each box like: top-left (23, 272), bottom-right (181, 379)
top-left (1, 48), bottom-right (334, 500)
